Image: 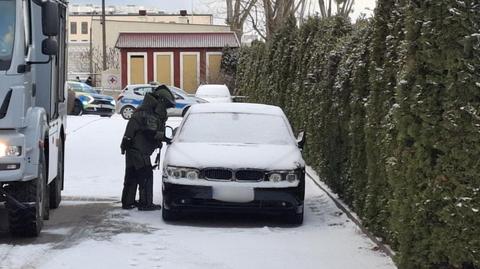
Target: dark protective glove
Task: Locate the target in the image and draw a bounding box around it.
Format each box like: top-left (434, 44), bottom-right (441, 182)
top-left (121, 136), bottom-right (132, 155)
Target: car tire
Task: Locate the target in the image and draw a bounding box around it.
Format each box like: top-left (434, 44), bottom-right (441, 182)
top-left (286, 211), bottom-right (304, 225)
top-left (181, 106), bottom-right (190, 117)
top-left (73, 100), bottom-right (84, 116)
top-left (120, 105), bottom-right (135, 120)
top-left (7, 151), bottom-right (47, 237)
top-left (162, 199), bottom-right (180, 221)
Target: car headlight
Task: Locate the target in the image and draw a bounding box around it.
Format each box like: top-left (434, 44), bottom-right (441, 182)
top-left (268, 173), bottom-right (283, 183)
top-left (166, 166), bottom-right (199, 180)
top-left (0, 144), bottom-right (22, 157)
top-left (110, 100), bottom-right (116, 105)
top-left (286, 173), bottom-right (298, 182)
top-left (268, 171), bottom-right (299, 183)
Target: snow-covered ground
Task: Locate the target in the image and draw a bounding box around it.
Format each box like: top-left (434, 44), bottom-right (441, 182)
top-left (0, 115), bottom-right (396, 269)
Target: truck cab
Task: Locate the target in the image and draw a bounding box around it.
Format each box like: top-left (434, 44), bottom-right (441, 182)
top-left (0, 0), bottom-right (67, 236)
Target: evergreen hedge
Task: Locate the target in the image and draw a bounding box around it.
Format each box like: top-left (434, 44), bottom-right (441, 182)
top-left (234, 1), bottom-right (479, 268)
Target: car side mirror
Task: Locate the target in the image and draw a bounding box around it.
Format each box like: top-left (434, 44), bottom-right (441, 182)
top-left (165, 126), bottom-right (174, 144)
top-left (42, 38), bottom-right (58, 56)
top-left (42, 1), bottom-right (60, 37)
top-left (297, 131), bottom-right (306, 150)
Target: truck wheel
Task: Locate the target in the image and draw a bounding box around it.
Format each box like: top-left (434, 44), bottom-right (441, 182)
top-left (7, 153), bottom-right (47, 236)
top-left (50, 138), bottom-right (63, 209)
top-left (43, 182), bottom-right (50, 220)
top-left (73, 100), bottom-right (83, 116)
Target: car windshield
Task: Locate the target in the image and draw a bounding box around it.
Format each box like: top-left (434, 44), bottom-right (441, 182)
top-left (0, 0), bottom-right (16, 71)
top-left (178, 113), bottom-right (294, 145)
top-left (68, 83), bottom-right (97, 94)
top-left (196, 86), bottom-right (230, 97)
top-left (69, 83), bottom-right (97, 94)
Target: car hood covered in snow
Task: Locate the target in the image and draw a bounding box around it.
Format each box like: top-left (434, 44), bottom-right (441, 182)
top-left (164, 142), bottom-right (305, 171)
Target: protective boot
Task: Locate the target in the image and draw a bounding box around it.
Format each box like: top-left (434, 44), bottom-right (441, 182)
top-left (121, 167), bottom-right (138, 209)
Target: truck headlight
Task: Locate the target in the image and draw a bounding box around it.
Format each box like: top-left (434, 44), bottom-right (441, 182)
top-left (166, 166), bottom-right (199, 180)
top-left (0, 144), bottom-right (22, 157)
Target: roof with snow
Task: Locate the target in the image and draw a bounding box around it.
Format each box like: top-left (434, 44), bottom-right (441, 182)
top-left (189, 103), bottom-right (285, 116)
top-left (115, 32), bottom-right (240, 49)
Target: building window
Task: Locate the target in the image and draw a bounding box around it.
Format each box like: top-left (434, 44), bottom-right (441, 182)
top-left (81, 22), bottom-right (88, 34)
top-left (70, 22), bottom-right (77, 34)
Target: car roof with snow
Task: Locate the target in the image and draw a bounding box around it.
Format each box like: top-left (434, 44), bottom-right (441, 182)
top-left (188, 103), bottom-right (285, 116)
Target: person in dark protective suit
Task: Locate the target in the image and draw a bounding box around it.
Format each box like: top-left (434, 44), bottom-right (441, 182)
top-left (120, 85), bottom-right (176, 211)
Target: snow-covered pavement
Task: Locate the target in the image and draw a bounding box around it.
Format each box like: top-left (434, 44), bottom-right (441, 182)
top-left (0, 115), bottom-right (396, 269)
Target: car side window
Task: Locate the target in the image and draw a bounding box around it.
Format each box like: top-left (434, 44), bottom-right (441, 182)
top-left (175, 93), bottom-right (184, 100)
top-left (134, 87), bottom-right (147, 96)
top-left (145, 87), bottom-right (154, 94)
top-left (68, 83), bottom-right (83, 92)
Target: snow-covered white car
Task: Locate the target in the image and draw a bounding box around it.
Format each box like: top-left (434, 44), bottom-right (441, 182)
top-left (195, 84), bottom-right (233, 103)
top-left (162, 103), bottom-right (306, 224)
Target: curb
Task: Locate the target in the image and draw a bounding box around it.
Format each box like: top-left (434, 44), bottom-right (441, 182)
top-left (307, 170), bottom-right (396, 259)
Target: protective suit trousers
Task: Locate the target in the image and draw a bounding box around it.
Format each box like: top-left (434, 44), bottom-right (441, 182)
top-left (121, 166), bottom-right (153, 207)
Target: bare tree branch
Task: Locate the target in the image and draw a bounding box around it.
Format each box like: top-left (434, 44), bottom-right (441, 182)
top-left (318, 0), bottom-right (354, 18)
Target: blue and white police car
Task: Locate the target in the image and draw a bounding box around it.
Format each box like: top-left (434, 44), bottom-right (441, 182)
top-left (117, 84), bottom-right (208, 120)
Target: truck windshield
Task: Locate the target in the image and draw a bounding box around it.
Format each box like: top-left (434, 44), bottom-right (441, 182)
top-left (0, 0), bottom-right (15, 71)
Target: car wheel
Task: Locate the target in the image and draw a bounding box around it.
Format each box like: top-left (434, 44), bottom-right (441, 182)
top-left (162, 199), bottom-right (180, 221)
top-left (73, 100), bottom-right (84, 116)
top-left (181, 106), bottom-right (190, 117)
top-left (120, 106), bottom-right (135, 120)
top-left (286, 211), bottom-right (304, 225)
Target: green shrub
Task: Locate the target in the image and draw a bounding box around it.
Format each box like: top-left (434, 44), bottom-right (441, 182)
top-left (235, 2), bottom-right (480, 268)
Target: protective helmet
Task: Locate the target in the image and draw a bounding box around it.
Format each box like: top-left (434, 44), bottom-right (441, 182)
top-left (151, 84), bottom-right (176, 108)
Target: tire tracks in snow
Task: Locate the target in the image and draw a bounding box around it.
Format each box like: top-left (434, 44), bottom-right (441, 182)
top-left (66, 117), bottom-right (106, 135)
top-left (306, 170), bottom-right (395, 258)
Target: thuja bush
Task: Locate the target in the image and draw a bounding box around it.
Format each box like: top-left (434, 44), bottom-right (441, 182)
top-left (235, 1), bottom-right (480, 268)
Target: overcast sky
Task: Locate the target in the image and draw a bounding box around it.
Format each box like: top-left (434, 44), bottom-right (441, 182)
top-left (70, 0), bottom-right (377, 21)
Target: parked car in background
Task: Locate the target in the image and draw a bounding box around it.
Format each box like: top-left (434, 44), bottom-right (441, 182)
top-left (117, 84), bottom-right (207, 120)
top-left (162, 103), bottom-right (307, 224)
top-left (195, 84), bottom-right (233, 103)
top-left (67, 81), bottom-right (116, 117)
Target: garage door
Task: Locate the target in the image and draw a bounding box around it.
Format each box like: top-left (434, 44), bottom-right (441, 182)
top-left (207, 53), bottom-right (222, 83)
top-left (155, 53), bottom-right (173, 85)
top-left (181, 53), bottom-right (199, 93)
top-left (129, 55), bottom-right (146, 84)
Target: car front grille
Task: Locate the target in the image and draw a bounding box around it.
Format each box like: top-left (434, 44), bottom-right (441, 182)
top-left (203, 169), bottom-right (233, 181)
top-left (92, 100), bottom-right (113, 105)
top-left (235, 170), bottom-right (265, 182)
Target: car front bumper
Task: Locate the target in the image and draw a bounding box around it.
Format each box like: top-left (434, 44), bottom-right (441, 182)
top-left (162, 181), bottom-right (305, 214)
top-left (84, 104), bottom-right (115, 116)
